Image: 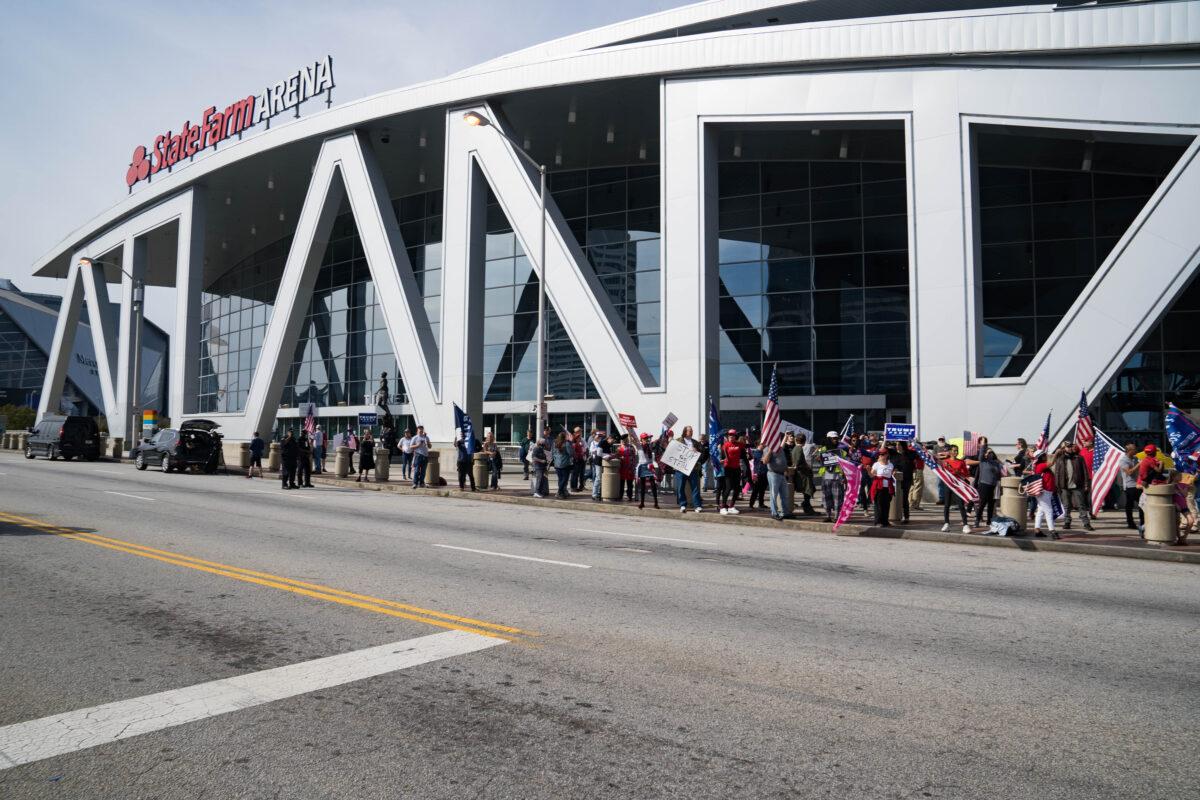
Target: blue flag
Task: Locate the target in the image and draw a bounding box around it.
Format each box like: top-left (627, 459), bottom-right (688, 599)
top-left (1166, 402), bottom-right (1200, 474)
top-left (453, 403), bottom-right (476, 455)
top-left (707, 397), bottom-right (723, 469)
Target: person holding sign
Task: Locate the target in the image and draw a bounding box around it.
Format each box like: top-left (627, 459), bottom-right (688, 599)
top-left (635, 432), bottom-right (660, 509)
top-left (818, 431), bottom-right (846, 523)
top-left (672, 426), bottom-right (705, 513)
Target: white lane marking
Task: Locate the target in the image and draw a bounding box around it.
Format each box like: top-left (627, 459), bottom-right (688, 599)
top-left (248, 488), bottom-right (319, 500)
top-left (433, 544), bottom-right (592, 569)
top-left (573, 527), bottom-right (705, 545)
top-left (0, 630), bottom-right (501, 769)
top-left (102, 490), bottom-right (154, 502)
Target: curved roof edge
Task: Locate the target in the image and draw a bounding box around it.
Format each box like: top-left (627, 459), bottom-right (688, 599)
top-left (33, 0), bottom-right (1200, 280)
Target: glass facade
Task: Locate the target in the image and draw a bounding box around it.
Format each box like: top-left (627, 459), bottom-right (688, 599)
top-left (975, 127), bottom-right (1188, 378)
top-left (715, 127), bottom-right (909, 432)
top-left (1091, 275), bottom-right (1200, 447)
top-left (199, 189), bottom-right (444, 413)
top-left (483, 164), bottom-right (662, 407)
top-left (0, 307), bottom-right (51, 403)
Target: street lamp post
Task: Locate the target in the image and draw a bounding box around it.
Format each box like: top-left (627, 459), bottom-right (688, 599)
top-left (463, 111), bottom-right (549, 442)
top-left (79, 257), bottom-right (143, 453)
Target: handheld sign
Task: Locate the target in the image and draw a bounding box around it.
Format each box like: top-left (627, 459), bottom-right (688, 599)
top-left (661, 439), bottom-right (701, 474)
top-left (358, 412), bottom-right (378, 427)
top-left (618, 413), bottom-right (637, 432)
top-left (661, 412), bottom-right (678, 431)
top-left (883, 423), bottom-right (916, 442)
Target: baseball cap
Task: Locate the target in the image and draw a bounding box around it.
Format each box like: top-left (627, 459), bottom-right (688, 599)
top-left (826, 430), bottom-right (838, 438)
top-left (1144, 444), bottom-right (1158, 454)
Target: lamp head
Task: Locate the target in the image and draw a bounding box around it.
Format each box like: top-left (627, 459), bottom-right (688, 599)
top-left (462, 111), bottom-right (489, 128)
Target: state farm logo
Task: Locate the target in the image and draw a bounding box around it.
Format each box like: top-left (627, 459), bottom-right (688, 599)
top-left (126, 146), bottom-right (151, 188)
top-left (123, 56), bottom-right (334, 189)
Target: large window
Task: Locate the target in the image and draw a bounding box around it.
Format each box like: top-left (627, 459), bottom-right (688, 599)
top-left (975, 126), bottom-right (1188, 378)
top-left (199, 188), bottom-right (445, 413)
top-left (1091, 275), bottom-right (1200, 447)
top-left (716, 126), bottom-right (910, 429)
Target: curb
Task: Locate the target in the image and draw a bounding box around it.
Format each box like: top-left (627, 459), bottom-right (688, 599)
top-left (309, 475), bottom-right (1200, 566)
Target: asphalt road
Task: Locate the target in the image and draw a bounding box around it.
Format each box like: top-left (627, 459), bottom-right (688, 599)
top-left (1, 450), bottom-right (1197, 800)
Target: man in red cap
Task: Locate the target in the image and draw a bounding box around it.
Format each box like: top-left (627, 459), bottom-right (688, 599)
top-left (1137, 444), bottom-right (1167, 489)
top-left (719, 429), bottom-right (744, 515)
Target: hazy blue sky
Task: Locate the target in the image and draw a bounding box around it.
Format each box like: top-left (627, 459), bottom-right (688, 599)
top-left (0, 0), bottom-right (679, 322)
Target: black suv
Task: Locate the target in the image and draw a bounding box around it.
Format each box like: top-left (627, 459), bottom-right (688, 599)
top-left (133, 420), bottom-right (223, 473)
top-left (24, 416), bottom-right (101, 461)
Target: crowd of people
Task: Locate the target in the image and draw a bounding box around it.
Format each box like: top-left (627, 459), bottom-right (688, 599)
top-left (255, 419), bottom-right (1198, 542)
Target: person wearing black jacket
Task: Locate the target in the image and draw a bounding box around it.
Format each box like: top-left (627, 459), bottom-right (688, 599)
top-left (455, 434), bottom-right (478, 491)
top-left (1052, 443), bottom-right (1094, 530)
top-left (280, 430), bottom-right (299, 490)
top-left (889, 442), bottom-right (914, 523)
top-left (297, 431), bottom-right (313, 488)
top-left (355, 430), bottom-right (376, 483)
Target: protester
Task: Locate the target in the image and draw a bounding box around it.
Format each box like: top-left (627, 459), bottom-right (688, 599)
top-left (671, 426), bottom-right (703, 512)
top-left (818, 431), bottom-right (845, 523)
top-left (869, 449), bottom-right (896, 528)
top-left (938, 444), bottom-right (971, 533)
top-left (790, 433), bottom-right (816, 515)
top-left (1031, 451), bottom-right (1059, 539)
top-left (746, 437), bottom-right (768, 510)
top-left (974, 448), bottom-right (1002, 527)
top-left (635, 432), bottom-right (659, 509)
top-left (889, 441), bottom-right (913, 523)
top-left (519, 430), bottom-right (532, 481)
top-left (909, 444), bottom-right (925, 511)
top-left (1119, 443), bottom-right (1142, 530)
top-left (700, 433), bottom-right (714, 491)
top-left (346, 428), bottom-right (358, 473)
top-left (588, 431), bottom-right (606, 502)
top-left (764, 439), bottom-right (791, 521)
top-left (247, 431), bottom-right (265, 479)
top-left (380, 424), bottom-right (398, 463)
top-left (552, 432), bottom-right (574, 499)
top-left (1173, 478), bottom-right (1194, 544)
top-left (355, 430), bottom-right (376, 483)
top-left (455, 430), bottom-right (477, 491)
top-left (311, 425), bottom-right (325, 473)
top-left (718, 429), bottom-right (743, 515)
top-left (297, 431), bottom-right (314, 488)
top-left (280, 430), bottom-right (298, 490)
top-left (1053, 442), bottom-right (1094, 531)
top-left (571, 427), bottom-right (587, 492)
top-left (529, 435), bottom-right (549, 498)
top-left (482, 431), bottom-right (501, 489)
top-left (399, 428), bottom-right (414, 481)
top-left (410, 425), bottom-right (430, 488)
top-left (618, 434), bottom-right (636, 500)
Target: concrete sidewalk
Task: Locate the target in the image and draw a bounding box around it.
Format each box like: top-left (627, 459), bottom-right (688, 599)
top-left (309, 472), bottom-right (1200, 566)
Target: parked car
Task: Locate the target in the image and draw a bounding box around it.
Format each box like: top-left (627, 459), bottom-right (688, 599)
top-left (133, 420), bottom-right (223, 473)
top-left (24, 416), bottom-right (102, 461)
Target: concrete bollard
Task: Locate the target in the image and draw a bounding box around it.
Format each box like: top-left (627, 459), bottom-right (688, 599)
top-left (375, 455), bottom-right (390, 482)
top-left (999, 476), bottom-right (1026, 527)
top-left (18, 432), bottom-right (29, 452)
top-left (426, 450), bottom-right (441, 486)
top-left (110, 437), bottom-right (124, 460)
top-left (335, 446), bottom-right (351, 479)
top-left (1143, 484), bottom-right (1179, 545)
top-left (472, 452), bottom-right (490, 489)
top-left (2, 432), bottom-right (11, 449)
top-left (268, 441), bottom-right (281, 472)
top-left (601, 459), bottom-right (622, 500)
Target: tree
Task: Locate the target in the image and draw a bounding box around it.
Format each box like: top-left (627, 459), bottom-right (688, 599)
top-left (0, 404), bottom-right (36, 431)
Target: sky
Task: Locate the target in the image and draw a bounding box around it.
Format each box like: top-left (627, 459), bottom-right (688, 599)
top-left (0, 0), bottom-right (681, 326)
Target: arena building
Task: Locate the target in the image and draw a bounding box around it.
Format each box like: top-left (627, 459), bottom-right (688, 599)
top-left (29, 0), bottom-right (1200, 449)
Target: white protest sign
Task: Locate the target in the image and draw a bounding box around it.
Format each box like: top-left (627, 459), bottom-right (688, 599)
top-left (781, 420), bottom-right (814, 442)
top-left (661, 412), bottom-right (678, 431)
top-left (661, 439), bottom-right (701, 474)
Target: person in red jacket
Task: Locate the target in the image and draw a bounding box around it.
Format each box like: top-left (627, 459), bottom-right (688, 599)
top-left (1137, 444), bottom-right (1167, 488)
top-left (1032, 452), bottom-right (1059, 539)
top-left (939, 444), bottom-right (972, 533)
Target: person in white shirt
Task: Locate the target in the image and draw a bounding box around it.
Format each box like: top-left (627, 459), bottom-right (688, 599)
top-left (399, 428), bottom-right (415, 482)
top-left (410, 426), bottom-right (431, 488)
top-left (869, 450), bottom-right (896, 528)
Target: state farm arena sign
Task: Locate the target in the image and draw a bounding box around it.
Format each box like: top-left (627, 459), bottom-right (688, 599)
top-left (126, 56), bottom-right (335, 189)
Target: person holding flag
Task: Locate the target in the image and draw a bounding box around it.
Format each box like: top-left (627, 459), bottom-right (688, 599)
top-left (1166, 401), bottom-right (1200, 530)
top-left (817, 430), bottom-right (846, 523)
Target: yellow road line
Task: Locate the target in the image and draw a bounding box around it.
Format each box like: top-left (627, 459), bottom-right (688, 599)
top-left (0, 511), bottom-right (531, 642)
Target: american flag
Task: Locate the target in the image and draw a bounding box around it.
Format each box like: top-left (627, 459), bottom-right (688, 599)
top-left (962, 431), bottom-right (983, 458)
top-left (912, 441), bottom-right (980, 503)
top-left (1034, 411), bottom-right (1052, 452)
top-left (1021, 474), bottom-right (1045, 497)
top-left (302, 401), bottom-right (316, 434)
top-left (838, 415), bottom-right (855, 452)
top-left (761, 365), bottom-right (781, 448)
top-left (1089, 427), bottom-right (1124, 516)
top-left (1075, 390), bottom-right (1094, 448)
